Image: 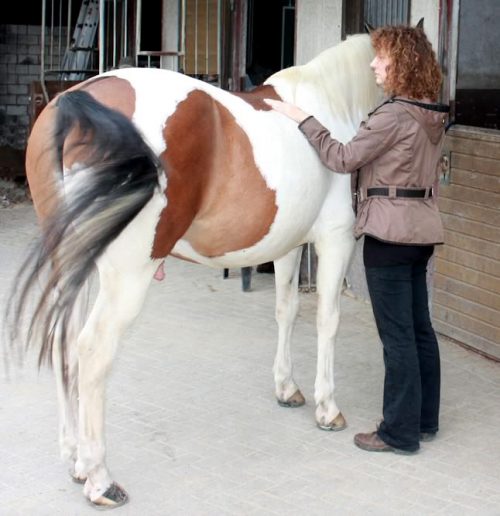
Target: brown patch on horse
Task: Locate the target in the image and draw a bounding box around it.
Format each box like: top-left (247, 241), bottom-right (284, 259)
top-left (25, 104), bottom-right (61, 222)
top-left (79, 76), bottom-right (136, 119)
top-left (62, 77), bottom-right (137, 169)
top-left (152, 88), bottom-right (278, 258)
top-left (26, 76), bottom-right (137, 224)
top-left (235, 84), bottom-right (282, 110)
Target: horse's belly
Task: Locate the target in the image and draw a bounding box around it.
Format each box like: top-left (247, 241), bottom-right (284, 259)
top-left (172, 161), bottom-right (329, 268)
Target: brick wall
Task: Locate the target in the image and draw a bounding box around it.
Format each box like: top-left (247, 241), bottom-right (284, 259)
top-left (0, 24), bottom-right (67, 151)
top-left (0, 25), bottom-right (42, 150)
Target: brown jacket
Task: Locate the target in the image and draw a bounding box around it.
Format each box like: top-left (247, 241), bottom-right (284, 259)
top-left (299, 98), bottom-right (448, 245)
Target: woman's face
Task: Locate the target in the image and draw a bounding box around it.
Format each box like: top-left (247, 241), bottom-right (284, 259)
top-left (370, 51), bottom-right (392, 87)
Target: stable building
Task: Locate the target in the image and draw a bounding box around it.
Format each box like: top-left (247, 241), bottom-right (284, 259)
top-left (0, 0), bottom-right (498, 358)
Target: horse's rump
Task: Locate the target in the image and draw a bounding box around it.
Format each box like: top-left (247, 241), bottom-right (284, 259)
top-left (9, 88), bottom-right (161, 371)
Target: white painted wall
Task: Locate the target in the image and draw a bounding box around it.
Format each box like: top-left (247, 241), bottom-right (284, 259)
top-left (295, 0), bottom-right (343, 65)
top-left (295, 0), bottom-right (440, 66)
top-left (161, 0), bottom-right (181, 70)
top-left (411, 0), bottom-right (440, 51)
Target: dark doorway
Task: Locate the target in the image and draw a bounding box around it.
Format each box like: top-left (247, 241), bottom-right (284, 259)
top-left (245, 0), bottom-right (295, 87)
top-left (454, 0), bottom-right (500, 129)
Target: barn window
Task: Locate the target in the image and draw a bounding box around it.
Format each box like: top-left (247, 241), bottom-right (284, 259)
top-left (182, 0), bottom-right (220, 81)
top-left (364, 0), bottom-right (410, 27)
top-left (246, 0), bottom-right (295, 86)
top-left (343, 0), bottom-right (410, 37)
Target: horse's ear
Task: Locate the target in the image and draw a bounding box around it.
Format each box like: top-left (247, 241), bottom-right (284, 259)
top-left (364, 21), bottom-right (375, 34)
top-left (416, 18), bottom-right (424, 29)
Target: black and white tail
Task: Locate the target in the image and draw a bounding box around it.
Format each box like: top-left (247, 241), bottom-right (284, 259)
top-left (6, 90), bottom-right (161, 378)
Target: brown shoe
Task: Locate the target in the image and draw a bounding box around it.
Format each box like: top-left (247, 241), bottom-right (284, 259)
top-left (354, 431), bottom-right (393, 452)
top-left (354, 431), bottom-right (417, 455)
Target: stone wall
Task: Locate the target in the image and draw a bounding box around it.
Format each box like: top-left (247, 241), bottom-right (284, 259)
top-left (0, 25), bottom-right (42, 150)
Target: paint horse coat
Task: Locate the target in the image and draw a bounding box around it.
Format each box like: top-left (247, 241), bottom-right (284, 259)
top-left (12, 34), bottom-right (382, 508)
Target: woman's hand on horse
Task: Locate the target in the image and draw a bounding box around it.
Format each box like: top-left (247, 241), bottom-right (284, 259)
top-left (264, 99), bottom-right (310, 124)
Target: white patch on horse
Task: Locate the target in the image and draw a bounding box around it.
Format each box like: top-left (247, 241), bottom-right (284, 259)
top-left (102, 190), bottom-right (167, 270)
top-left (62, 162), bottom-right (93, 201)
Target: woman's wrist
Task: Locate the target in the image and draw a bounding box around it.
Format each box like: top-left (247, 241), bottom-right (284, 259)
top-left (264, 99), bottom-right (311, 123)
top-left (297, 115), bottom-right (314, 126)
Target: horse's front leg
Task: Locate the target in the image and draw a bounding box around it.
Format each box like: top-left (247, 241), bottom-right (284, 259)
top-left (273, 246), bottom-right (304, 407)
top-left (74, 259), bottom-right (154, 508)
top-left (313, 233), bottom-right (355, 431)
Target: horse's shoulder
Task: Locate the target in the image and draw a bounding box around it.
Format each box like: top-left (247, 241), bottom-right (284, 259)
top-left (234, 85), bottom-right (281, 110)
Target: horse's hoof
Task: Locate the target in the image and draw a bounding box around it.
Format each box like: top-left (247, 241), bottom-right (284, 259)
top-left (317, 412), bottom-right (347, 431)
top-left (88, 483), bottom-right (129, 510)
top-left (277, 390), bottom-right (305, 408)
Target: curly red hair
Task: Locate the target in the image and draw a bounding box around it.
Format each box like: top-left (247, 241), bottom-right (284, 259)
top-left (371, 26), bottom-right (442, 101)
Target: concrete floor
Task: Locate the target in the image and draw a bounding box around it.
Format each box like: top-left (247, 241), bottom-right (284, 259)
top-left (1, 203), bottom-right (499, 515)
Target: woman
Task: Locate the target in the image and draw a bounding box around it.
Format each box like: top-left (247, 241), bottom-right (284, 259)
top-left (265, 25), bottom-right (448, 454)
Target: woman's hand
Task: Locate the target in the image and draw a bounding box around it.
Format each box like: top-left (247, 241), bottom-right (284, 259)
top-left (264, 99), bottom-right (311, 124)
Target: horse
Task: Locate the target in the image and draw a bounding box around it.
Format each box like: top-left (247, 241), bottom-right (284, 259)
top-left (7, 33), bottom-right (382, 508)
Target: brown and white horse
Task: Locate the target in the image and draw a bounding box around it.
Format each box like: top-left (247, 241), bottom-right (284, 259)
top-left (9, 33), bottom-right (382, 508)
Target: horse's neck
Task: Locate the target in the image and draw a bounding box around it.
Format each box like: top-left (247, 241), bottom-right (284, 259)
top-left (268, 34), bottom-right (382, 140)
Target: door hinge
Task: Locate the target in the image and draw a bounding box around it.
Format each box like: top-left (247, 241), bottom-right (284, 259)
top-left (439, 151), bottom-right (451, 185)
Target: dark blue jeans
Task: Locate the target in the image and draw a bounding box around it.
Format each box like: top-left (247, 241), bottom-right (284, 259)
top-left (365, 259), bottom-right (441, 452)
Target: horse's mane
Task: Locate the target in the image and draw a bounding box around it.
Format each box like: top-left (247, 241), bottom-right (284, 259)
top-left (266, 34), bottom-right (384, 141)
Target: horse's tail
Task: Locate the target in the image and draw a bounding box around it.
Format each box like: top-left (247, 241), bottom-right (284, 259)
top-left (6, 89), bottom-right (161, 377)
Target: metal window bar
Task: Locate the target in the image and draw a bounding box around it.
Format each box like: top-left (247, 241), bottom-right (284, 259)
top-left (113, 0), bottom-right (117, 68)
top-left (365, 0), bottom-right (410, 28)
top-left (194, 0), bottom-right (198, 74)
top-left (40, 0), bottom-right (132, 103)
top-left (217, 0), bottom-right (221, 83)
top-left (180, 0), bottom-right (221, 84)
top-left (206, 0), bottom-right (209, 75)
top-left (41, 0), bottom-right (88, 101)
top-left (58, 0), bottom-right (63, 67)
top-left (122, 0), bottom-right (128, 57)
top-left (180, 0), bottom-right (187, 70)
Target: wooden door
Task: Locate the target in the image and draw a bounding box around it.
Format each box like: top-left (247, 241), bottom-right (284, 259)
top-left (433, 126), bottom-right (500, 359)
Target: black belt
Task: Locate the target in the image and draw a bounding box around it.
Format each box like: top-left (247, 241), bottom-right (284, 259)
top-left (367, 187), bottom-right (432, 198)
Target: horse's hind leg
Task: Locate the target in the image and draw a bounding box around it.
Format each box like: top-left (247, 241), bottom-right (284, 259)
top-left (74, 257), bottom-right (156, 508)
top-left (52, 284), bottom-right (89, 482)
top-left (313, 233), bottom-right (355, 431)
top-left (273, 246), bottom-right (304, 407)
